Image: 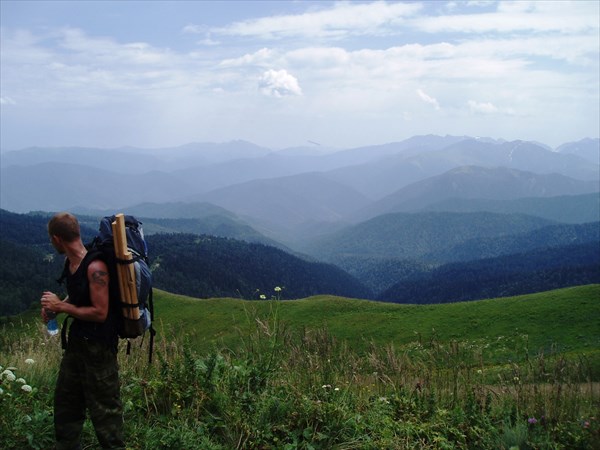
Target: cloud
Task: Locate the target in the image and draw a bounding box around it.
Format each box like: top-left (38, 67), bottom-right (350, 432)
top-left (259, 69), bottom-right (302, 98)
top-left (468, 100), bottom-right (498, 114)
top-left (413, 1), bottom-right (599, 34)
top-left (0, 96), bottom-right (17, 105)
top-left (210, 1), bottom-right (422, 39)
top-left (417, 89), bottom-right (440, 110)
top-left (220, 48), bottom-right (275, 68)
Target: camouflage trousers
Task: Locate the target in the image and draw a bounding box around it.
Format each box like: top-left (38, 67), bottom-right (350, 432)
top-left (54, 336), bottom-right (124, 450)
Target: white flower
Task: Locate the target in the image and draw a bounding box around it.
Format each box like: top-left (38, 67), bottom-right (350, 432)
top-left (25, 359), bottom-right (35, 365)
top-left (274, 286), bottom-right (282, 292)
top-left (260, 294), bottom-right (266, 300)
top-left (16, 378), bottom-right (26, 384)
top-left (2, 369), bottom-right (16, 381)
top-left (21, 384), bottom-right (33, 393)
top-left (334, 387), bottom-right (340, 391)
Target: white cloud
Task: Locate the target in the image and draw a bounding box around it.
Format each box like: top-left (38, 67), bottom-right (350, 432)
top-left (468, 100), bottom-right (498, 114)
top-left (210, 1), bottom-right (422, 39)
top-left (0, 96), bottom-right (17, 105)
top-left (416, 89), bottom-right (441, 110)
top-left (259, 69), bottom-right (302, 98)
top-left (220, 48), bottom-right (275, 68)
top-left (413, 1), bottom-right (599, 34)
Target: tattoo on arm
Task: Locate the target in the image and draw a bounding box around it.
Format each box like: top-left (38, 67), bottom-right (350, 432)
top-left (91, 270), bottom-right (108, 287)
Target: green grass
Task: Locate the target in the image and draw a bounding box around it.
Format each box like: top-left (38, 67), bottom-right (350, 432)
top-left (153, 284), bottom-right (600, 359)
top-left (2, 285), bottom-right (599, 449)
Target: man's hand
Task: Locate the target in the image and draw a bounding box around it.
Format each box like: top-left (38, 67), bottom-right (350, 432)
top-left (41, 291), bottom-right (63, 314)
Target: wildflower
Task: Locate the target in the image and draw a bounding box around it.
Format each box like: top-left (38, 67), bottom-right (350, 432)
top-left (477, 369), bottom-right (483, 374)
top-left (334, 387), bottom-right (340, 391)
top-left (16, 378), bottom-right (26, 384)
top-left (528, 417), bottom-right (537, 425)
top-left (260, 294), bottom-right (266, 300)
top-left (513, 376), bottom-right (520, 382)
top-left (322, 384), bottom-right (331, 389)
top-left (274, 286), bottom-right (282, 292)
top-left (25, 358), bottom-right (35, 365)
top-left (2, 370), bottom-right (16, 382)
top-left (583, 421), bottom-right (590, 429)
top-left (21, 384), bottom-right (33, 393)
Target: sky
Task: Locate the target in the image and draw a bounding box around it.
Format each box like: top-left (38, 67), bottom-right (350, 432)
top-left (1, 0), bottom-right (599, 152)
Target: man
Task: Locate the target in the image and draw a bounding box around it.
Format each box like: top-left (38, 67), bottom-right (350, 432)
top-left (41, 212), bottom-right (125, 449)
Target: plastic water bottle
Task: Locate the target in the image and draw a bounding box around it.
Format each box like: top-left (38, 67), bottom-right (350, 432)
top-left (46, 310), bottom-right (59, 336)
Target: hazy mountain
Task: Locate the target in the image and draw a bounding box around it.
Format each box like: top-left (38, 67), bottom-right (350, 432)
top-left (2, 135), bottom-right (597, 232)
top-left (169, 136), bottom-right (477, 195)
top-left (0, 146), bottom-right (164, 174)
top-left (424, 193), bottom-right (600, 224)
top-left (556, 138), bottom-right (599, 164)
top-left (318, 134), bottom-right (473, 168)
top-left (303, 211), bottom-right (554, 263)
top-left (325, 138), bottom-right (598, 199)
top-left (0, 162), bottom-right (192, 213)
top-left (74, 201), bottom-right (237, 220)
top-left (70, 202), bottom-right (280, 247)
top-left (354, 166), bottom-right (599, 221)
top-left (194, 172), bottom-right (371, 232)
top-left (0, 140), bottom-right (272, 173)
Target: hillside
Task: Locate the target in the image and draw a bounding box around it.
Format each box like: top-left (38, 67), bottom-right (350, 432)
top-left (378, 242), bottom-right (600, 304)
top-left (556, 137), bottom-right (600, 164)
top-left (195, 172), bottom-right (371, 231)
top-left (147, 233), bottom-right (372, 300)
top-left (355, 165), bottom-right (599, 220)
top-left (424, 192), bottom-right (600, 224)
top-left (327, 138), bottom-right (598, 200)
top-left (0, 162), bottom-right (193, 213)
top-left (73, 202), bottom-right (281, 247)
top-left (303, 211), bottom-right (554, 263)
top-left (151, 284), bottom-right (600, 357)
top-left (427, 221), bottom-right (600, 263)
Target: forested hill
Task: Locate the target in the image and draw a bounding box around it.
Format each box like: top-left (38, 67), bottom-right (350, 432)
top-left (146, 233), bottom-right (371, 300)
top-left (0, 209), bottom-right (371, 315)
top-left (378, 242), bottom-right (600, 303)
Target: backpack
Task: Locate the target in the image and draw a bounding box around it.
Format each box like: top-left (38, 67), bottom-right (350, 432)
top-left (88, 214), bottom-right (155, 362)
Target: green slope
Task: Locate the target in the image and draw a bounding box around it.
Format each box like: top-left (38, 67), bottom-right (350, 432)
top-left (153, 284), bottom-right (600, 361)
top-left (5, 285), bottom-right (598, 366)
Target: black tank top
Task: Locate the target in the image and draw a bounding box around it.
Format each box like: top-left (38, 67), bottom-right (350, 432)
top-left (63, 251), bottom-right (118, 350)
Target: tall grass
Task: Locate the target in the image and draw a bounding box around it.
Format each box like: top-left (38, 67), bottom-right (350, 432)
top-left (1, 301), bottom-right (598, 449)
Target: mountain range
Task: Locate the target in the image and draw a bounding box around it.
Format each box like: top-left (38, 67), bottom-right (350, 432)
top-left (2, 135), bottom-right (598, 248)
top-left (1, 135), bottom-right (598, 311)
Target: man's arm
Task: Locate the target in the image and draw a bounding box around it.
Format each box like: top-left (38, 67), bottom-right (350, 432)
top-left (41, 260), bottom-right (110, 323)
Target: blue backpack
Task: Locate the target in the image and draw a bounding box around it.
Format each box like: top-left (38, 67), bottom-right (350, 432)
top-left (90, 215), bottom-right (155, 361)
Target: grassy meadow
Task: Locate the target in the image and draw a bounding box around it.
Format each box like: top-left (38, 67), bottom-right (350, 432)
top-left (1, 284), bottom-right (599, 449)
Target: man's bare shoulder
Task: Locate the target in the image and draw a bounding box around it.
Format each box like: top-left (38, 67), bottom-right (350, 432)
top-left (87, 259), bottom-right (109, 287)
